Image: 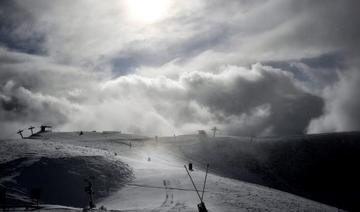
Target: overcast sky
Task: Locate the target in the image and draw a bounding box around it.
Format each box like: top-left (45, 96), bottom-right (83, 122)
top-left (1, 0), bottom-right (359, 138)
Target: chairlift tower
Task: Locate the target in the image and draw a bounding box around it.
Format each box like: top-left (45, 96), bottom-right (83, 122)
top-left (211, 127), bottom-right (218, 137)
top-left (17, 130), bottom-right (24, 139)
top-left (28, 126), bottom-right (35, 135)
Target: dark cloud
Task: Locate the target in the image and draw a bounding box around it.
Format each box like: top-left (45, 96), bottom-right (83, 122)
top-left (182, 64), bottom-right (324, 135)
top-left (0, 0), bottom-right (44, 55)
top-left (264, 53), bottom-right (345, 91)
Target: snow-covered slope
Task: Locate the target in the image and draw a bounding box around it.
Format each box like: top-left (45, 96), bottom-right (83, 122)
top-left (0, 137), bottom-right (133, 208)
top-left (0, 131), bottom-right (337, 211)
top-left (167, 133), bottom-right (360, 211)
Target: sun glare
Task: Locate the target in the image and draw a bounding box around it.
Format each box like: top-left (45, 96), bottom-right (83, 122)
top-left (125, 0), bottom-right (171, 24)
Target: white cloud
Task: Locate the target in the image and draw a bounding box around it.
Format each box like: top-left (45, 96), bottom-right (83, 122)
top-left (308, 69), bottom-right (360, 133)
top-left (0, 46), bottom-right (323, 137)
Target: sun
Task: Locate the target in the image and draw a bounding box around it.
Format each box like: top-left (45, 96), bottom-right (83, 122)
top-left (124, 0), bottom-right (171, 24)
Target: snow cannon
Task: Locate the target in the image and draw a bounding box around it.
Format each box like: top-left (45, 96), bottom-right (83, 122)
top-left (184, 164), bottom-right (210, 212)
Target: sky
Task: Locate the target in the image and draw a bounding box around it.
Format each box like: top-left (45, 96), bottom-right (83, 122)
top-left (0, 0), bottom-right (359, 138)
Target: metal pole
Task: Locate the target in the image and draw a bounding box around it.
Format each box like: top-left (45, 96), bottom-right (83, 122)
top-left (184, 165), bottom-right (202, 202)
top-left (201, 164), bottom-right (209, 201)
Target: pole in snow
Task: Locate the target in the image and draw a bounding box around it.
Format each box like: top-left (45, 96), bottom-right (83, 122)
top-left (84, 179), bottom-right (96, 209)
top-left (184, 165), bottom-right (202, 202)
top-left (201, 164), bottom-right (209, 201)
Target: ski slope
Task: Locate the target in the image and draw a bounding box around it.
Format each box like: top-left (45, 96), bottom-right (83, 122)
top-left (0, 131), bottom-right (337, 211)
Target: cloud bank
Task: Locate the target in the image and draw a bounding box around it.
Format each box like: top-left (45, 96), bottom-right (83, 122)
top-left (0, 47), bottom-right (323, 137)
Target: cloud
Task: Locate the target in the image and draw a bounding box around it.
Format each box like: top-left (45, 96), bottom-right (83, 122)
top-left (0, 47), bottom-right (97, 137)
top-left (181, 64), bottom-right (324, 135)
top-left (2, 0), bottom-right (359, 66)
top-left (62, 63), bottom-right (324, 136)
top-left (307, 68), bottom-right (360, 133)
top-left (0, 46), bottom-right (323, 137)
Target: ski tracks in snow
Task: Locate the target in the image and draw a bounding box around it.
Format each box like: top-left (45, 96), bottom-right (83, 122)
top-left (151, 178), bottom-right (191, 212)
top-left (153, 179), bottom-right (174, 211)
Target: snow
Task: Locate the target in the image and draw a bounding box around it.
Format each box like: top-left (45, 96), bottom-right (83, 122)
top-left (0, 132), bottom-right (338, 211)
